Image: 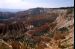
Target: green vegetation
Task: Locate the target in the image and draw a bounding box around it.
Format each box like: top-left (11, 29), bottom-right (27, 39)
top-left (67, 8), bottom-right (74, 14)
top-left (59, 27), bottom-right (69, 33)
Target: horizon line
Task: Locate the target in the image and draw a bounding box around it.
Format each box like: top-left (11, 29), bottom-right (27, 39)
top-left (0, 6), bottom-right (74, 10)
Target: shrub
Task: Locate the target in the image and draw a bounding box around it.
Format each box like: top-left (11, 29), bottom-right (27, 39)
top-left (59, 27), bottom-right (69, 33)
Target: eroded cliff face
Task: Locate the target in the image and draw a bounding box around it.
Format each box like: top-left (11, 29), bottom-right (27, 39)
top-left (45, 8), bottom-right (74, 49)
top-left (0, 7), bottom-right (74, 49)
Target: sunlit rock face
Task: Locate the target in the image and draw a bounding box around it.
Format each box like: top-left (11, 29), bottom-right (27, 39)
top-left (0, 7), bottom-right (74, 49)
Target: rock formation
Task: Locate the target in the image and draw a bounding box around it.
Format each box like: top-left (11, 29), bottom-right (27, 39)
top-left (0, 7), bottom-right (74, 49)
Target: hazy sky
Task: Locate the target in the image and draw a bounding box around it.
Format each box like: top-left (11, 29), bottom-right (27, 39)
top-left (0, 0), bottom-right (74, 9)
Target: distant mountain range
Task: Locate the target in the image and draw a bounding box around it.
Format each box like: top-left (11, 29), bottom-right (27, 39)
top-left (0, 6), bottom-right (74, 12)
top-left (0, 6), bottom-right (74, 22)
top-left (0, 8), bottom-right (26, 12)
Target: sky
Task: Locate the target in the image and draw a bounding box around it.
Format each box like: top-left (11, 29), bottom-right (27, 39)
top-left (0, 0), bottom-right (74, 9)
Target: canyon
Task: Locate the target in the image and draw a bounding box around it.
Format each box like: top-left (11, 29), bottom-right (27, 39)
top-left (0, 7), bottom-right (74, 49)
